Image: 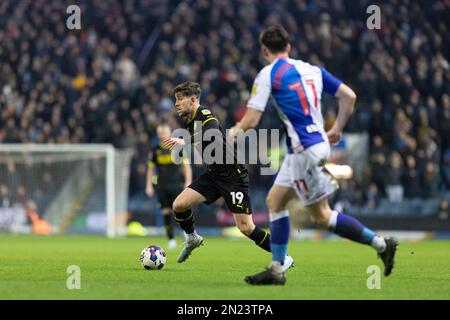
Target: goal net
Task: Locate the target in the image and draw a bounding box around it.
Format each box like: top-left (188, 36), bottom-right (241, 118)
top-left (0, 144), bottom-right (133, 237)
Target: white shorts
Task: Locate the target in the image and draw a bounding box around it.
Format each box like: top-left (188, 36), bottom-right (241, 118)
top-left (274, 142), bottom-right (339, 206)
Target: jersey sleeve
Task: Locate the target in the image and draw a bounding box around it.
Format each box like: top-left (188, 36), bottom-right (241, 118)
top-left (247, 66), bottom-right (272, 112)
top-left (201, 111), bottom-right (220, 130)
top-left (320, 67), bottom-right (343, 96)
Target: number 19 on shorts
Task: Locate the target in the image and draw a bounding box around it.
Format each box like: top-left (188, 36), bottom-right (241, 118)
top-left (230, 192), bottom-right (244, 205)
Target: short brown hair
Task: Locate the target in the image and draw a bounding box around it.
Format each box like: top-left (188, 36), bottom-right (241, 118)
top-left (259, 25), bottom-right (290, 54)
top-left (173, 81), bottom-right (201, 99)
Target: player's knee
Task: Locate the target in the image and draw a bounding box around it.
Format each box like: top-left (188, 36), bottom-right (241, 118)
top-left (307, 201), bottom-right (332, 229)
top-left (310, 211), bottom-right (331, 229)
top-left (172, 197), bottom-right (189, 213)
top-left (313, 215), bottom-right (329, 228)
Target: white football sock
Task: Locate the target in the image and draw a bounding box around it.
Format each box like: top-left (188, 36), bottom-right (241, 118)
top-left (371, 235), bottom-right (387, 253)
top-left (186, 230), bottom-right (198, 242)
top-left (328, 210), bottom-right (338, 229)
top-left (271, 261), bottom-right (283, 274)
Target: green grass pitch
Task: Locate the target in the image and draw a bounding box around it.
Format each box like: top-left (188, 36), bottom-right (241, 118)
top-left (1, 234), bottom-right (449, 299)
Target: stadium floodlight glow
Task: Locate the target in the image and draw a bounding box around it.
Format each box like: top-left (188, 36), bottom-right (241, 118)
top-left (0, 144), bottom-right (132, 238)
top-left (324, 163), bottom-right (353, 180)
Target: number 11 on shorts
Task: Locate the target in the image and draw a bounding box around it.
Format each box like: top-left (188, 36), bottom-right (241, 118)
top-left (230, 191), bottom-right (244, 204)
top-left (294, 179), bottom-right (308, 194)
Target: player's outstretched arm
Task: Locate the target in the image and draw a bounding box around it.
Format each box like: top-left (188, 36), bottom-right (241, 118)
top-left (146, 163), bottom-right (155, 197)
top-left (229, 66), bottom-right (269, 138)
top-left (327, 83), bottom-right (357, 145)
top-left (229, 108), bottom-right (263, 138)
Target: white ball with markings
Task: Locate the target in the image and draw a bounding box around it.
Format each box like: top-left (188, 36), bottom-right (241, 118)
top-left (140, 245), bottom-right (167, 270)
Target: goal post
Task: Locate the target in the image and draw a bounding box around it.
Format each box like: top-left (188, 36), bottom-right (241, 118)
top-left (0, 144), bottom-right (133, 237)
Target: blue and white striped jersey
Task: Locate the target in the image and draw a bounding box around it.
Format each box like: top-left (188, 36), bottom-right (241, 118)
top-left (247, 56), bottom-right (342, 153)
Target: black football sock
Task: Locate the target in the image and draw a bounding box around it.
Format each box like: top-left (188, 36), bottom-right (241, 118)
top-left (174, 209), bottom-right (195, 234)
top-left (163, 213), bottom-right (174, 240)
top-left (248, 227), bottom-right (271, 253)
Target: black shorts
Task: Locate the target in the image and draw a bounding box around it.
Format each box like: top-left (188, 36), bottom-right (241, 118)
top-left (156, 184), bottom-right (183, 209)
top-left (188, 169), bottom-right (252, 214)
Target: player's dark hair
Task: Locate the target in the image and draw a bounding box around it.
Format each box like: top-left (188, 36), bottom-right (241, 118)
top-left (259, 25), bottom-right (290, 53)
top-left (173, 81), bottom-right (201, 99)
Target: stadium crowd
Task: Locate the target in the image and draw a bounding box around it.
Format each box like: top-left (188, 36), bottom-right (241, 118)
top-left (0, 0), bottom-right (449, 216)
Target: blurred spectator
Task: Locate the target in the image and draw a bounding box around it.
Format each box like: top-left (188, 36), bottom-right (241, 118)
top-left (402, 155), bottom-right (422, 198)
top-left (441, 149), bottom-right (450, 190)
top-left (393, 109), bottom-right (415, 156)
top-left (0, 185), bottom-right (12, 208)
top-left (439, 95), bottom-right (450, 151)
top-left (385, 153), bottom-right (404, 202)
top-left (364, 183), bottom-right (380, 209)
top-left (15, 186), bottom-right (29, 207)
top-left (438, 199), bottom-right (449, 220)
top-left (5, 161), bottom-right (20, 197)
top-left (421, 162), bottom-right (439, 199)
top-left (116, 49), bottom-right (140, 94)
top-left (370, 135), bottom-right (387, 195)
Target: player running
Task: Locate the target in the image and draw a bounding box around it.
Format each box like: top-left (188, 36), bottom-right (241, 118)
top-left (146, 124), bottom-right (192, 249)
top-left (161, 81), bottom-right (293, 269)
top-left (229, 25), bottom-right (398, 285)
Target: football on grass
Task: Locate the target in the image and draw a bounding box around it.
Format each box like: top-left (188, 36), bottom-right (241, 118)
top-left (140, 245), bottom-right (166, 270)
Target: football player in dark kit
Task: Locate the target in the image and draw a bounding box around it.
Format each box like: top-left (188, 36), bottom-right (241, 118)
top-left (162, 81), bottom-right (294, 269)
top-left (146, 124), bottom-right (192, 250)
